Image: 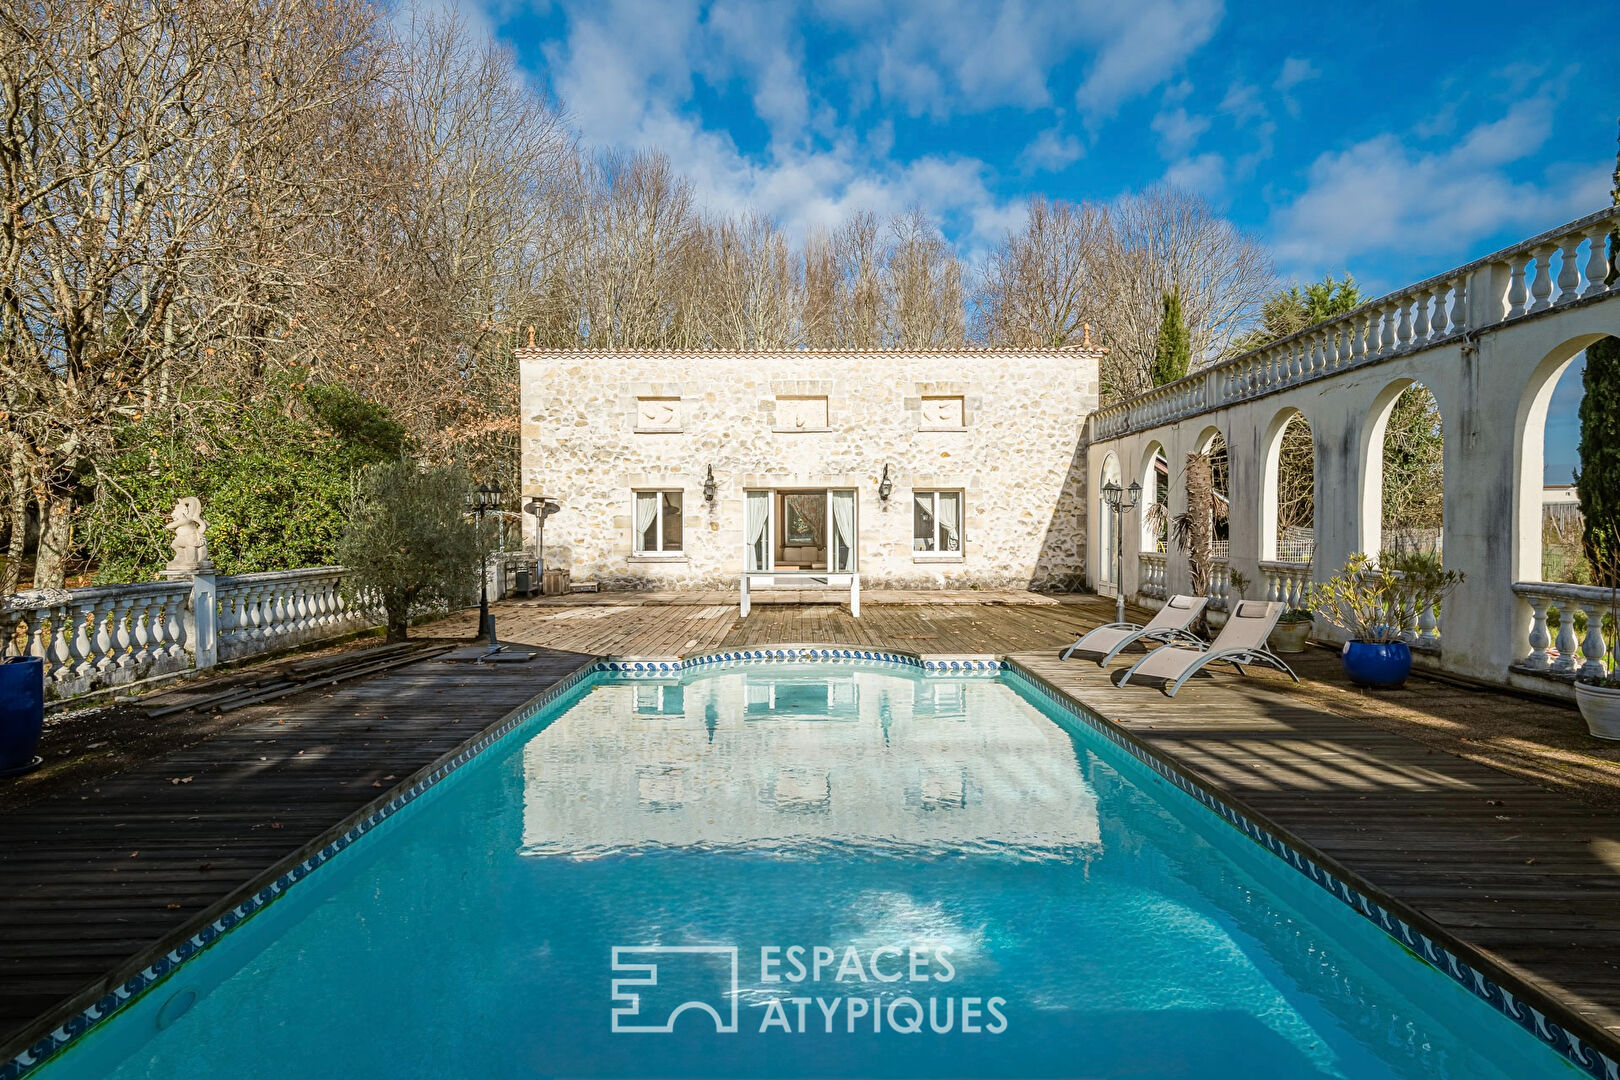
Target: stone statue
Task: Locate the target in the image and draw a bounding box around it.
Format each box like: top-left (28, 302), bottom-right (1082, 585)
top-left (163, 497), bottom-right (213, 574)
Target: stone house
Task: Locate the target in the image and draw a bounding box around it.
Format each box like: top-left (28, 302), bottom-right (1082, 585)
top-left (517, 346), bottom-right (1103, 592)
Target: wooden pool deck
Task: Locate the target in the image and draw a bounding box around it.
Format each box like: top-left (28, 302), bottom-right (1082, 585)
top-left (4, 590), bottom-right (1620, 1068)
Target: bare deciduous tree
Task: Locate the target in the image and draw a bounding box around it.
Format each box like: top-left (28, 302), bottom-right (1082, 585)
top-left (975, 196), bottom-right (1107, 347)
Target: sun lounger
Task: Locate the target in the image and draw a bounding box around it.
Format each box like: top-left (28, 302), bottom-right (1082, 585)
top-left (1059, 594), bottom-right (1208, 665)
top-left (1119, 600), bottom-right (1299, 697)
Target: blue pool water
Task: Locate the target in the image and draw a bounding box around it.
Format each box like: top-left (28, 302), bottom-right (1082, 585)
top-left (36, 664), bottom-right (1571, 1079)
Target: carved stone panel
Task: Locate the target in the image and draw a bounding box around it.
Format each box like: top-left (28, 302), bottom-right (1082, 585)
top-left (775, 395), bottom-right (829, 431)
top-left (919, 395), bottom-right (966, 430)
top-left (636, 396), bottom-right (682, 432)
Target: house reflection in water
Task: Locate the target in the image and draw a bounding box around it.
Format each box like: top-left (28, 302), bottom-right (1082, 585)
top-left (519, 668), bottom-right (1101, 856)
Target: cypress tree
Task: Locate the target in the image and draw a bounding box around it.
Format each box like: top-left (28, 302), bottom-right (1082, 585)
top-left (1579, 336), bottom-right (1620, 584)
top-left (1151, 289), bottom-right (1191, 386)
top-left (1577, 124), bottom-right (1620, 584)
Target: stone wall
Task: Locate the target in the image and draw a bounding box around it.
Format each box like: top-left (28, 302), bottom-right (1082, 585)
top-left (517, 348), bottom-right (1102, 590)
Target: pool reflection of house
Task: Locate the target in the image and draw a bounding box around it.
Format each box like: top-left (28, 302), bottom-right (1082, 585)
top-left (519, 671), bottom-right (1101, 854)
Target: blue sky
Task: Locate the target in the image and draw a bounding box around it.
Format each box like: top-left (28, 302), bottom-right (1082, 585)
top-left (466, 0), bottom-right (1616, 479)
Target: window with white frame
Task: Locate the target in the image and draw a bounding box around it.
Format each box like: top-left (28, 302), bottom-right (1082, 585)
top-left (633, 490), bottom-right (683, 554)
top-left (913, 490), bottom-right (963, 553)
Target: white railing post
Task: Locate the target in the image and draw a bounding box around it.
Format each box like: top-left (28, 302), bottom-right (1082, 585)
top-left (189, 571), bottom-right (218, 670)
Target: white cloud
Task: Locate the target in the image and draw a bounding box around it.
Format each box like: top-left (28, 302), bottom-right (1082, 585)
top-left (1274, 56), bottom-right (1318, 118)
top-left (1274, 57), bottom-right (1318, 93)
top-left (1268, 93), bottom-right (1607, 277)
top-left (1151, 107), bottom-right (1211, 157)
top-left (1073, 0), bottom-right (1223, 119)
top-left (1019, 127), bottom-right (1086, 173)
top-left (1164, 152), bottom-right (1226, 199)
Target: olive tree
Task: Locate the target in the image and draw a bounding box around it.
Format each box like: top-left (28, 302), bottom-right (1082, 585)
top-left (336, 460), bottom-right (479, 641)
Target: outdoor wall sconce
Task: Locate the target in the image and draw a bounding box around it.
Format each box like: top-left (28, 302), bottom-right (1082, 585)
top-left (703, 465), bottom-right (717, 505)
top-left (878, 464), bottom-right (894, 503)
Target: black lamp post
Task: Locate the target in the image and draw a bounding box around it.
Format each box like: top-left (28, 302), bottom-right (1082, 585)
top-left (1101, 479), bottom-right (1141, 624)
top-left (471, 480), bottom-right (503, 645)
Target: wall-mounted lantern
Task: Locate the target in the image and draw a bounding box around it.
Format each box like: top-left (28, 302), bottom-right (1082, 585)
top-left (703, 464), bottom-right (717, 505)
top-left (878, 463), bottom-right (893, 504)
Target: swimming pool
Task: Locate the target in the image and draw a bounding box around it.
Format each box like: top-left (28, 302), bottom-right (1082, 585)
top-left (22, 659), bottom-right (1582, 1078)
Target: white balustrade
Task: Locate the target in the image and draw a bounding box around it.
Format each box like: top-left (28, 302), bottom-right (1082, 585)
top-left (1, 566), bottom-right (381, 701)
top-left (1513, 582), bottom-right (1615, 681)
top-left (1261, 561), bottom-right (1312, 610)
top-left (215, 568), bottom-right (370, 662)
top-left (0, 581), bottom-right (194, 698)
top-left (1138, 553), bottom-right (1167, 600)
top-left (1088, 204), bottom-right (1620, 444)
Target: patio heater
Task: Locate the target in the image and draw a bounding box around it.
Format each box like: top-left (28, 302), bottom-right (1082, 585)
top-left (1101, 479), bottom-right (1141, 624)
top-left (471, 481), bottom-right (502, 645)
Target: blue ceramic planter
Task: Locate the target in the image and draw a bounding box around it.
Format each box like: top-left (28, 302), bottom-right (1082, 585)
top-left (1341, 640), bottom-right (1412, 688)
top-left (0, 655), bottom-right (45, 775)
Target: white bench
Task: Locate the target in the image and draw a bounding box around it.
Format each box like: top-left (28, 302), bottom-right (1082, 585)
top-left (739, 572), bottom-right (860, 618)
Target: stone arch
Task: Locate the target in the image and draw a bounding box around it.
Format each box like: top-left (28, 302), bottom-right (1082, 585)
top-left (1360, 379), bottom-right (1444, 558)
top-left (1194, 426), bottom-right (1230, 555)
top-left (1138, 440), bottom-right (1169, 553)
top-left (1514, 332), bottom-right (1610, 583)
top-left (1261, 407), bottom-right (1315, 562)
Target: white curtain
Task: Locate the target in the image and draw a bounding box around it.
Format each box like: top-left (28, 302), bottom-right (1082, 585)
top-left (635, 492), bottom-right (659, 550)
top-left (829, 490), bottom-right (855, 572)
top-left (937, 492), bottom-right (960, 551)
top-left (913, 493), bottom-right (934, 551)
top-left (745, 490), bottom-right (770, 571)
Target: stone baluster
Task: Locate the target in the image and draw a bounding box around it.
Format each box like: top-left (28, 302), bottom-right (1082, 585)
top-left (48, 606), bottom-right (75, 685)
top-left (1429, 287), bottom-right (1448, 341)
top-left (1396, 298), bottom-right (1413, 348)
top-left (1411, 290), bottom-right (1430, 342)
top-left (1506, 255), bottom-right (1529, 319)
top-left (130, 594), bottom-right (154, 669)
top-left (1448, 275), bottom-right (1467, 332)
top-left (1556, 234), bottom-right (1584, 304)
top-left (216, 591), bottom-right (236, 653)
top-left (70, 603), bottom-right (97, 680)
top-left (1528, 245), bottom-right (1555, 313)
top-left (247, 584), bottom-right (267, 645)
top-left (1583, 226), bottom-right (1612, 299)
top-left (120, 594), bottom-right (146, 674)
top-left (163, 590), bottom-right (186, 662)
top-left (1379, 303), bottom-right (1398, 354)
top-left (1416, 593), bottom-right (1440, 648)
top-left (96, 596), bottom-right (122, 675)
top-left (1349, 312), bottom-right (1367, 362)
top-left (1550, 605), bottom-right (1579, 674)
top-left (1521, 596), bottom-right (1550, 668)
top-left (1579, 603), bottom-right (1609, 681)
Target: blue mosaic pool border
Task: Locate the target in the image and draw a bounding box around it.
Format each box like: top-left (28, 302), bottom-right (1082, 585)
top-left (1002, 658), bottom-right (1620, 1080)
top-left (0, 661), bottom-right (601, 1080)
top-left (595, 647), bottom-right (1003, 676)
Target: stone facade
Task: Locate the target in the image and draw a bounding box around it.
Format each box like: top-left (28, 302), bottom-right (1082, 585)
top-left (517, 347), bottom-right (1102, 590)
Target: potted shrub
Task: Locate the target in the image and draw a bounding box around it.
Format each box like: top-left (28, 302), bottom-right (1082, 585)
top-left (1312, 552), bottom-right (1463, 688)
top-left (1269, 604), bottom-right (1315, 653)
top-left (1573, 541), bottom-right (1620, 740)
top-left (1205, 569), bottom-right (1249, 634)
